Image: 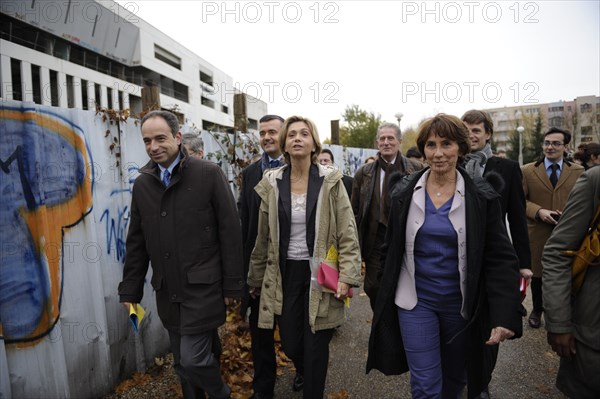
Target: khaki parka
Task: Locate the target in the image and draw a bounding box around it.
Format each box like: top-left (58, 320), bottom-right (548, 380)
top-left (247, 164), bottom-right (362, 333)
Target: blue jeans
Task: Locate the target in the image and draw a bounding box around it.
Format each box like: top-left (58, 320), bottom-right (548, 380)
top-left (397, 301), bottom-right (468, 399)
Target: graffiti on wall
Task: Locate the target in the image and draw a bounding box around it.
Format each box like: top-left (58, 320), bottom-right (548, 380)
top-left (0, 105), bottom-right (93, 345)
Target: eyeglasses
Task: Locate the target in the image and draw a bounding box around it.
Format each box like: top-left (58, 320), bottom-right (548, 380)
top-left (543, 141), bottom-right (564, 148)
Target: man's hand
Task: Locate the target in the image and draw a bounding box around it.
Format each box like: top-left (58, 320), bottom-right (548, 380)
top-left (122, 302), bottom-right (135, 311)
top-left (537, 209), bottom-right (561, 225)
top-left (486, 326), bottom-right (515, 345)
top-left (547, 332), bottom-right (576, 359)
top-left (224, 297), bottom-right (238, 306)
top-left (249, 287), bottom-right (261, 299)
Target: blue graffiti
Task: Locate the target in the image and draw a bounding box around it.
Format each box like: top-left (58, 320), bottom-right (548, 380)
top-left (100, 206), bottom-right (129, 263)
top-left (0, 104), bottom-right (93, 343)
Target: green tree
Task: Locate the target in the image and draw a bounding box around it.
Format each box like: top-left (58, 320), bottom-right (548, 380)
top-left (524, 112), bottom-right (545, 163)
top-left (340, 105), bottom-right (382, 148)
top-left (400, 126), bottom-right (418, 153)
top-left (506, 129), bottom-right (521, 162)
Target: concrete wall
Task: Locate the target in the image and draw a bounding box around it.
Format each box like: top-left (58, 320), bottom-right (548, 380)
top-left (0, 100), bottom-right (378, 399)
top-left (0, 100), bottom-right (169, 399)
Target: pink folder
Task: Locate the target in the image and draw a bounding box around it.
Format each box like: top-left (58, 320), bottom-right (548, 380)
top-left (317, 261), bottom-right (353, 298)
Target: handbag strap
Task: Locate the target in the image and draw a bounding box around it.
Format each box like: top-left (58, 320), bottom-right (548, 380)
top-left (589, 204), bottom-right (600, 233)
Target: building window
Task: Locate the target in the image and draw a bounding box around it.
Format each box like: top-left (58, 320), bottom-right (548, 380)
top-left (66, 75), bottom-right (75, 108)
top-left (248, 118), bottom-right (258, 130)
top-left (549, 116), bottom-right (564, 127)
top-left (159, 75), bottom-right (189, 102)
top-left (49, 69), bottom-right (59, 106)
top-left (129, 95), bottom-right (142, 115)
top-left (221, 104), bottom-right (229, 114)
top-left (581, 126), bottom-right (593, 137)
top-left (81, 79), bottom-right (89, 110)
top-left (31, 64), bottom-right (42, 104)
top-left (154, 44), bottom-right (181, 70)
top-left (119, 91), bottom-right (124, 110)
top-left (10, 58), bottom-right (22, 101)
top-left (581, 103), bottom-right (592, 113)
top-left (94, 83), bottom-right (101, 108)
top-left (200, 70), bottom-right (213, 86)
top-left (107, 87), bottom-right (113, 109)
top-left (201, 96), bottom-right (215, 108)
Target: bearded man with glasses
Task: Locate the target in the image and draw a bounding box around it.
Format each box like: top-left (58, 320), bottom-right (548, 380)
top-left (521, 127), bottom-right (584, 329)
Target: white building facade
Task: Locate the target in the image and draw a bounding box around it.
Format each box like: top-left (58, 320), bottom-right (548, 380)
top-left (0, 0), bottom-right (267, 133)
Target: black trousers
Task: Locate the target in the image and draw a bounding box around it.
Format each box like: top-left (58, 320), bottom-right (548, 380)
top-left (248, 295), bottom-right (277, 396)
top-left (169, 329), bottom-right (230, 399)
top-left (531, 276), bottom-right (543, 312)
top-left (279, 259), bottom-right (334, 399)
top-left (364, 223), bottom-right (386, 311)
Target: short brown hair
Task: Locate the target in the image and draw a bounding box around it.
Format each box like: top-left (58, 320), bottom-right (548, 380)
top-left (279, 116), bottom-right (322, 164)
top-left (416, 114), bottom-right (470, 166)
top-left (461, 109), bottom-right (494, 139)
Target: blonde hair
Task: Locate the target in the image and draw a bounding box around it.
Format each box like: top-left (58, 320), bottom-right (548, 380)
top-left (279, 115), bottom-right (322, 164)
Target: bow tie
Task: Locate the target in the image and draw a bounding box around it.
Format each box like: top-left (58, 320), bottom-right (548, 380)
top-left (269, 159), bottom-right (280, 168)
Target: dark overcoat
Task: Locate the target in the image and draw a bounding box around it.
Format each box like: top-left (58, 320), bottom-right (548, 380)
top-left (119, 149), bottom-right (244, 335)
top-left (366, 167), bottom-right (523, 398)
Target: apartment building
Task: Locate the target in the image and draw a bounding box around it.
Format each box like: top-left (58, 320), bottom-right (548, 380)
top-left (484, 95), bottom-right (600, 152)
top-left (0, 0), bottom-right (267, 133)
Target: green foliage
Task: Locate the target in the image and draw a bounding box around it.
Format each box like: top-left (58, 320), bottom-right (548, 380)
top-left (523, 112), bottom-right (545, 163)
top-left (400, 126), bottom-right (418, 153)
top-left (506, 129), bottom-right (521, 162)
top-left (340, 105), bottom-right (382, 148)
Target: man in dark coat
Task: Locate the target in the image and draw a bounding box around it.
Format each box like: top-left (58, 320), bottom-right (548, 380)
top-left (119, 110), bottom-right (244, 399)
top-left (543, 167), bottom-right (600, 398)
top-left (462, 109), bottom-right (532, 398)
top-left (351, 123), bottom-right (423, 311)
top-left (239, 114), bottom-right (303, 398)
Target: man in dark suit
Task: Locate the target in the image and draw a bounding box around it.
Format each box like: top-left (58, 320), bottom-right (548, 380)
top-left (119, 110), bottom-right (244, 399)
top-left (239, 115), bottom-right (302, 399)
top-left (462, 109), bottom-right (533, 399)
top-left (317, 148), bottom-right (353, 198)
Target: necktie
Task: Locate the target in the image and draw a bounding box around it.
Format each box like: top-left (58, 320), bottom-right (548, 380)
top-left (549, 164), bottom-right (559, 188)
top-left (162, 170), bottom-right (171, 187)
top-left (269, 159), bottom-right (280, 168)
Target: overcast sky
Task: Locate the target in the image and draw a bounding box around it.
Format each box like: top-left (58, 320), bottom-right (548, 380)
top-left (117, 0), bottom-right (600, 139)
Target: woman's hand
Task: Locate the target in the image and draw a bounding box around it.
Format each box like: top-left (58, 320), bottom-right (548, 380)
top-left (336, 282), bottom-right (350, 299)
top-left (486, 326), bottom-right (515, 345)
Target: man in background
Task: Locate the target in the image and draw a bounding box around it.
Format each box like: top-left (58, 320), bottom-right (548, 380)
top-left (181, 133), bottom-right (204, 158)
top-left (522, 127), bottom-right (584, 329)
top-left (351, 123), bottom-right (423, 311)
top-left (462, 109), bottom-right (532, 399)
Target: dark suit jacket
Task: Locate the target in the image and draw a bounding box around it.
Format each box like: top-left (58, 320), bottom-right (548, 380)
top-left (119, 149), bottom-right (244, 335)
top-left (239, 161), bottom-right (265, 316)
top-left (276, 164), bottom-right (324, 263)
top-left (483, 157), bottom-right (531, 269)
top-left (342, 175), bottom-right (353, 199)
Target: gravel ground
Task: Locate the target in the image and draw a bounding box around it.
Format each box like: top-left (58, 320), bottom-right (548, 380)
top-left (105, 285), bottom-right (567, 399)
